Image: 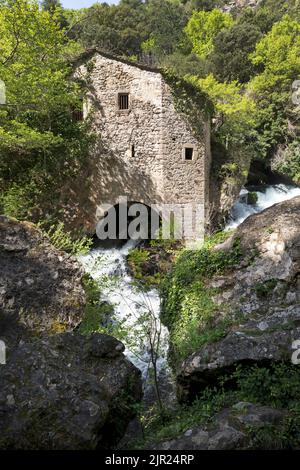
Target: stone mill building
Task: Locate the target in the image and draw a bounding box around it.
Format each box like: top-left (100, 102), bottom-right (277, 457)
top-left (69, 50), bottom-right (212, 243)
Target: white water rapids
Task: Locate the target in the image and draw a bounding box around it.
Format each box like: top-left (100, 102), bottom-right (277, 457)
top-left (226, 183), bottom-right (300, 229)
top-left (79, 183), bottom-right (300, 393)
top-left (79, 239), bottom-right (171, 396)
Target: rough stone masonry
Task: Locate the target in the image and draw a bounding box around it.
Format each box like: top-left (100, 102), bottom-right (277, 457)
top-left (65, 50), bottom-right (211, 243)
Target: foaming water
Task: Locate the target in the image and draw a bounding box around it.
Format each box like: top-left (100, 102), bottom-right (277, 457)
top-left (226, 184), bottom-right (300, 229)
top-left (78, 240), bottom-right (172, 398)
top-left (79, 184), bottom-right (299, 397)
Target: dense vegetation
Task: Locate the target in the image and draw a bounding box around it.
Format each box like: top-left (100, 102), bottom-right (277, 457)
top-left (132, 362), bottom-right (300, 449)
top-left (0, 0), bottom-right (92, 228)
top-left (0, 0), bottom-right (299, 227)
top-left (64, 0), bottom-right (300, 181)
top-left (0, 0), bottom-right (299, 450)
top-left (161, 231), bottom-right (242, 364)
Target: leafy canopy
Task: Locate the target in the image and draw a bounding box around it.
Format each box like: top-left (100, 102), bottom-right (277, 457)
top-left (249, 15), bottom-right (300, 91)
top-left (247, 15), bottom-right (300, 158)
top-left (189, 74), bottom-right (256, 145)
top-left (184, 8), bottom-right (233, 59)
top-left (0, 0), bottom-right (88, 221)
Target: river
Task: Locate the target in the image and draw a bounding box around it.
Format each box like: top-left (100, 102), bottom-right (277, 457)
top-left (79, 183), bottom-right (300, 395)
top-left (78, 239), bottom-right (172, 401)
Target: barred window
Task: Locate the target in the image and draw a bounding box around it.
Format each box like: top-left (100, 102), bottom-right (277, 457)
top-left (118, 93), bottom-right (129, 110)
top-left (72, 108), bottom-right (84, 122)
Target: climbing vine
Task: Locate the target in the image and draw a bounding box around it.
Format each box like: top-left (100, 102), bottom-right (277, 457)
top-left (163, 70), bottom-right (214, 139)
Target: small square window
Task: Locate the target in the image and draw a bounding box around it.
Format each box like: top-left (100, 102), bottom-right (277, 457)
top-left (118, 93), bottom-right (129, 110)
top-left (184, 147), bottom-right (194, 160)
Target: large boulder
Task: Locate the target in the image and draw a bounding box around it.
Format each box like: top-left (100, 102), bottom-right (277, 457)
top-left (177, 197), bottom-right (300, 400)
top-left (0, 216), bottom-right (86, 353)
top-left (0, 332), bottom-right (142, 449)
top-left (153, 402), bottom-right (286, 450)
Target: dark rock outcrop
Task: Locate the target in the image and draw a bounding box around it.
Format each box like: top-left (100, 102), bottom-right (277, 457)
top-left (0, 216), bottom-right (143, 449)
top-left (177, 197), bottom-right (300, 400)
top-left (0, 216), bottom-right (86, 353)
top-left (153, 402), bottom-right (286, 450)
top-left (0, 332), bottom-right (142, 449)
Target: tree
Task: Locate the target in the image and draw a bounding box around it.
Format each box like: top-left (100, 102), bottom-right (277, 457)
top-left (73, 0), bottom-right (148, 56)
top-left (247, 15), bottom-right (300, 158)
top-left (249, 15), bottom-right (300, 89)
top-left (211, 23), bottom-right (262, 83)
top-left (189, 74), bottom-right (256, 145)
top-left (183, 0), bottom-right (225, 12)
top-left (141, 0), bottom-right (188, 59)
top-left (184, 9), bottom-right (233, 59)
top-left (41, 0), bottom-right (68, 29)
top-left (0, 0), bottom-right (88, 220)
top-left (41, 0), bottom-right (62, 12)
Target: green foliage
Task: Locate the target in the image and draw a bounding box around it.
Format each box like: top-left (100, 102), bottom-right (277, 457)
top-left (249, 15), bottom-right (300, 90)
top-left (218, 162), bottom-right (239, 178)
top-left (232, 363), bottom-right (300, 409)
top-left (248, 15), bottom-right (300, 159)
top-left (248, 408), bottom-right (300, 450)
top-left (203, 229), bottom-right (233, 248)
top-left (41, 0), bottom-right (62, 12)
top-left (69, 0), bottom-right (187, 59)
top-left (133, 386), bottom-right (231, 448)
top-left (135, 362), bottom-right (300, 449)
top-left (0, 181), bottom-right (41, 219)
top-left (41, 0), bottom-right (68, 29)
top-left (41, 222), bottom-right (92, 255)
top-left (184, 9), bottom-right (233, 59)
top-left (128, 248), bottom-right (149, 266)
top-left (247, 191), bottom-right (258, 205)
top-left (0, 0), bottom-right (92, 223)
top-left (273, 141), bottom-right (300, 183)
top-left (160, 51), bottom-right (209, 78)
top-left (79, 274), bottom-right (114, 335)
top-left (128, 248), bottom-right (151, 280)
top-left (211, 23), bottom-right (262, 83)
top-left (161, 235), bottom-right (242, 363)
top-left (141, 0), bottom-right (188, 58)
top-left (187, 74), bottom-right (256, 147)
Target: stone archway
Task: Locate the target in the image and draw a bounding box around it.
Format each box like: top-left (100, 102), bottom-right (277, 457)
top-left (95, 200), bottom-right (161, 242)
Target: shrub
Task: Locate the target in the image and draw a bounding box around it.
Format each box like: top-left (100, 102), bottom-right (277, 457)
top-left (41, 222), bottom-right (92, 255)
top-left (161, 234), bottom-right (241, 364)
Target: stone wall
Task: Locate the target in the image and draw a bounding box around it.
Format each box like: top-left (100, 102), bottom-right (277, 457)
top-left (64, 51), bottom-right (210, 239)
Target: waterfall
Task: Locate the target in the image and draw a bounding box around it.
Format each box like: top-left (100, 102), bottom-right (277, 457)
top-left (78, 239), bottom-right (172, 400)
top-left (78, 183), bottom-right (300, 397)
top-left (226, 184), bottom-right (300, 229)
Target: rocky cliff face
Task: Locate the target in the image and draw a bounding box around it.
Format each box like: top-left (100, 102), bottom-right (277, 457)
top-left (0, 333), bottom-right (142, 449)
top-left (221, 0), bottom-right (261, 13)
top-left (0, 216), bottom-right (86, 353)
top-left (177, 196), bottom-right (300, 400)
top-left (0, 216), bottom-right (142, 449)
